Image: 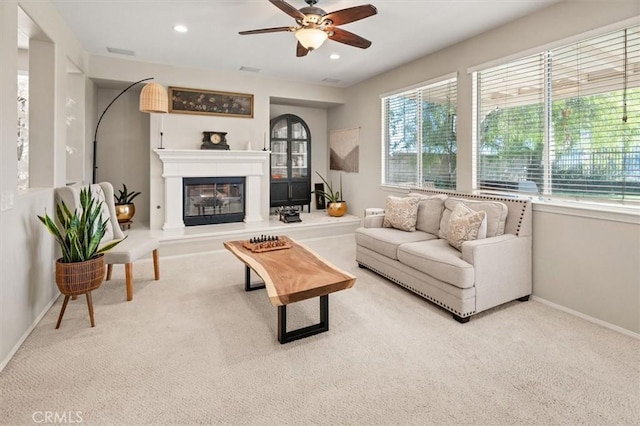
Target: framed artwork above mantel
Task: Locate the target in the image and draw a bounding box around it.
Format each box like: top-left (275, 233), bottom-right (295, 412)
top-left (169, 87), bottom-right (254, 118)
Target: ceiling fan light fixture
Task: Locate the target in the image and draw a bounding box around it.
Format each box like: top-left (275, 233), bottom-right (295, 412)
top-left (295, 27), bottom-right (328, 50)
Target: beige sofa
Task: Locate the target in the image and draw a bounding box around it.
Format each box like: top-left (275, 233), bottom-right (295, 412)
top-left (355, 188), bottom-right (532, 322)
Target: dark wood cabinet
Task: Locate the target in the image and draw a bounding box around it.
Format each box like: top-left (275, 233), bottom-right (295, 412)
top-left (270, 114), bottom-right (311, 210)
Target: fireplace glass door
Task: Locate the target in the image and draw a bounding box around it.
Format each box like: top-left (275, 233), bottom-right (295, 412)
top-left (183, 177), bottom-right (245, 226)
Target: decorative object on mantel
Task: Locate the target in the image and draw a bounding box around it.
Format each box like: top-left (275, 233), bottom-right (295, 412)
top-left (201, 131), bottom-right (230, 150)
top-left (314, 171), bottom-right (347, 217)
top-left (114, 183), bottom-right (141, 226)
top-left (37, 187), bottom-right (125, 328)
top-left (169, 86), bottom-right (254, 118)
top-left (93, 77), bottom-right (168, 183)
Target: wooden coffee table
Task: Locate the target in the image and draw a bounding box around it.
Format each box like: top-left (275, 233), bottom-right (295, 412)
top-left (223, 237), bottom-right (356, 344)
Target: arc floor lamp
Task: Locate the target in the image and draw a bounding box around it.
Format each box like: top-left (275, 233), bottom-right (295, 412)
top-left (92, 77), bottom-right (168, 183)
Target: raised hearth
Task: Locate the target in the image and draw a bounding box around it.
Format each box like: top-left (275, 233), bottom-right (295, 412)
top-left (154, 149), bottom-right (269, 230)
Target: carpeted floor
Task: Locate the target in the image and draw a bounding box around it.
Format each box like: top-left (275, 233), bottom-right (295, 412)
top-left (1, 234), bottom-right (638, 425)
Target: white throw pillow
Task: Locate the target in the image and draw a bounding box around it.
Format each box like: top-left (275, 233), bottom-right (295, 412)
top-left (408, 193), bottom-right (448, 235)
top-left (445, 203), bottom-right (487, 250)
top-left (383, 196), bottom-right (420, 232)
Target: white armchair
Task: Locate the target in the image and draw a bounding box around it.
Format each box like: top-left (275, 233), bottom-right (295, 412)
top-left (56, 182), bottom-right (160, 301)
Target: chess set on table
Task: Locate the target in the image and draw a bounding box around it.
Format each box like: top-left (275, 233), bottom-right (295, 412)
top-left (242, 235), bottom-right (292, 253)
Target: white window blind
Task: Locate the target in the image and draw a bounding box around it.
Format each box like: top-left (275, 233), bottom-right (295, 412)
top-left (382, 77), bottom-right (457, 189)
top-left (476, 54), bottom-right (545, 193)
top-left (550, 28), bottom-right (640, 199)
top-left (475, 25), bottom-right (640, 202)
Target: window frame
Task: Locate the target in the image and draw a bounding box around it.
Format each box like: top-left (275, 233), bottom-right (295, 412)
top-left (380, 73), bottom-right (458, 190)
top-left (472, 25), bottom-right (640, 206)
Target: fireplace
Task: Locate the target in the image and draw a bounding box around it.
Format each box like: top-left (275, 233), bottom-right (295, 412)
top-left (183, 177), bottom-right (245, 226)
top-left (154, 149), bottom-right (269, 230)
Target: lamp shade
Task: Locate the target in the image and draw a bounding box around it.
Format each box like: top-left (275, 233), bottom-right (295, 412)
top-left (295, 28), bottom-right (328, 51)
top-left (139, 82), bottom-right (168, 113)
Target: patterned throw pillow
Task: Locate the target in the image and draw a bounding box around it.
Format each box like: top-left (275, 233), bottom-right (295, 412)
top-left (439, 198), bottom-right (507, 239)
top-left (445, 203), bottom-right (487, 250)
top-left (383, 196), bottom-right (420, 232)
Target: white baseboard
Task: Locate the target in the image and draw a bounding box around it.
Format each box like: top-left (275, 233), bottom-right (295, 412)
top-left (532, 296), bottom-right (640, 340)
top-left (0, 294), bottom-right (59, 372)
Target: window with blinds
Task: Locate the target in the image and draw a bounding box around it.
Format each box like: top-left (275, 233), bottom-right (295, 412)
top-left (475, 25), bottom-right (640, 202)
top-left (382, 76), bottom-right (457, 189)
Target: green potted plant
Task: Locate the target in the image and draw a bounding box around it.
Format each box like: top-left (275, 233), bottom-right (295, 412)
top-left (38, 187), bottom-right (124, 328)
top-left (314, 171), bottom-right (347, 217)
top-left (114, 183), bottom-right (141, 224)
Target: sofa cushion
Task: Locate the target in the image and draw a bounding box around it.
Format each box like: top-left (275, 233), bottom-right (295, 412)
top-left (383, 196), bottom-right (420, 232)
top-left (439, 198), bottom-right (508, 239)
top-left (408, 193), bottom-right (448, 235)
top-left (355, 227), bottom-right (436, 260)
top-left (397, 239), bottom-right (475, 289)
top-left (445, 203), bottom-right (487, 250)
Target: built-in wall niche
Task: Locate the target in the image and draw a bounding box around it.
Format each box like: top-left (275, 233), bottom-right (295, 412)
top-left (65, 58), bottom-right (85, 185)
top-left (17, 38), bottom-right (29, 190)
top-left (18, 7), bottom-right (55, 189)
top-left (17, 72), bottom-right (29, 190)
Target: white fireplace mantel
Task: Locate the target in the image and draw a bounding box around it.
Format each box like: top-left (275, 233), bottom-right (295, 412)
top-left (154, 149), bottom-right (270, 230)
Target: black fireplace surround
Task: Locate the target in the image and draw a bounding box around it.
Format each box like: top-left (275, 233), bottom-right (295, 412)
top-left (183, 177), bottom-right (245, 226)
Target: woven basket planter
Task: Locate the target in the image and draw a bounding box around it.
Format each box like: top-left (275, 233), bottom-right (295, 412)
top-left (55, 254), bottom-right (105, 296)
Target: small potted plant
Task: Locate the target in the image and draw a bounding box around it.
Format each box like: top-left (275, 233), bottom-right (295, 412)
top-left (38, 187), bottom-right (124, 328)
top-left (114, 183), bottom-right (141, 224)
top-left (314, 171), bottom-right (347, 217)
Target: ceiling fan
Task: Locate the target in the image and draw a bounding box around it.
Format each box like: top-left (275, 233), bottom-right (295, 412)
top-left (239, 0), bottom-right (377, 57)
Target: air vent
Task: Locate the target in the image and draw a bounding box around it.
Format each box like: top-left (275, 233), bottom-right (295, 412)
top-left (322, 78), bottom-right (341, 83)
top-left (240, 66), bottom-right (261, 73)
top-left (106, 47), bottom-right (135, 56)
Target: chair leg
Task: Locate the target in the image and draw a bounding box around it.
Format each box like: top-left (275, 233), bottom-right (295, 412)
top-left (125, 263), bottom-right (133, 301)
top-left (153, 249), bottom-right (160, 281)
top-left (55, 295), bottom-right (71, 329)
top-left (85, 291), bottom-right (95, 327)
top-left (106, 264), bottom-right (113, 281)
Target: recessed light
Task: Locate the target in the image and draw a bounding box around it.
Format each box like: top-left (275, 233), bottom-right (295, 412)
top-left (173, 25), bottom-right (188, 33)
top-left (330, 53), bottom-right (340, 60)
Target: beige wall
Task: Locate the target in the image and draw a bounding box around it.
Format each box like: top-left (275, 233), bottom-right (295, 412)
top-left (328, 0), bottom-right (640, 333)
top-left (1, 0), bottom-right (88, 369)
top-left (87, 55), bottom-right (345, 228)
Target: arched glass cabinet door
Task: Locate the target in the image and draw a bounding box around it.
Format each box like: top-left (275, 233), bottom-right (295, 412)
top-left (270, 114), bottom-right (311, 210)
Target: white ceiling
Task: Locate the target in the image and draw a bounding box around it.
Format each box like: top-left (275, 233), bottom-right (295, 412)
top-left (50, 0), bottom-right (563, 88)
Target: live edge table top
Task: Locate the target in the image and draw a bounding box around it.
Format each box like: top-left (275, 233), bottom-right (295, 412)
top-left (223, 238), bottom-right (356, 306)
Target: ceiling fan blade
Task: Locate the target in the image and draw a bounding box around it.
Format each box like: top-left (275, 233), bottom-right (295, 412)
top-left (269, 0), bottom-right (307, 21)
top-left (296, 42), bottom-right (309, 57)
top-left (239, 26), bottom-right (293, 35)
top-left (328, 27), bottom-right (372, 49)
top-left (321, 4), bottom-right (377, 26)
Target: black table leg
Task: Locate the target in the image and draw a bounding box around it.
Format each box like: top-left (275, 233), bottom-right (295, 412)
top-left (244, 265), bottom-right (266, 291)
top-left (278, 294), bottom-right (329, 344)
